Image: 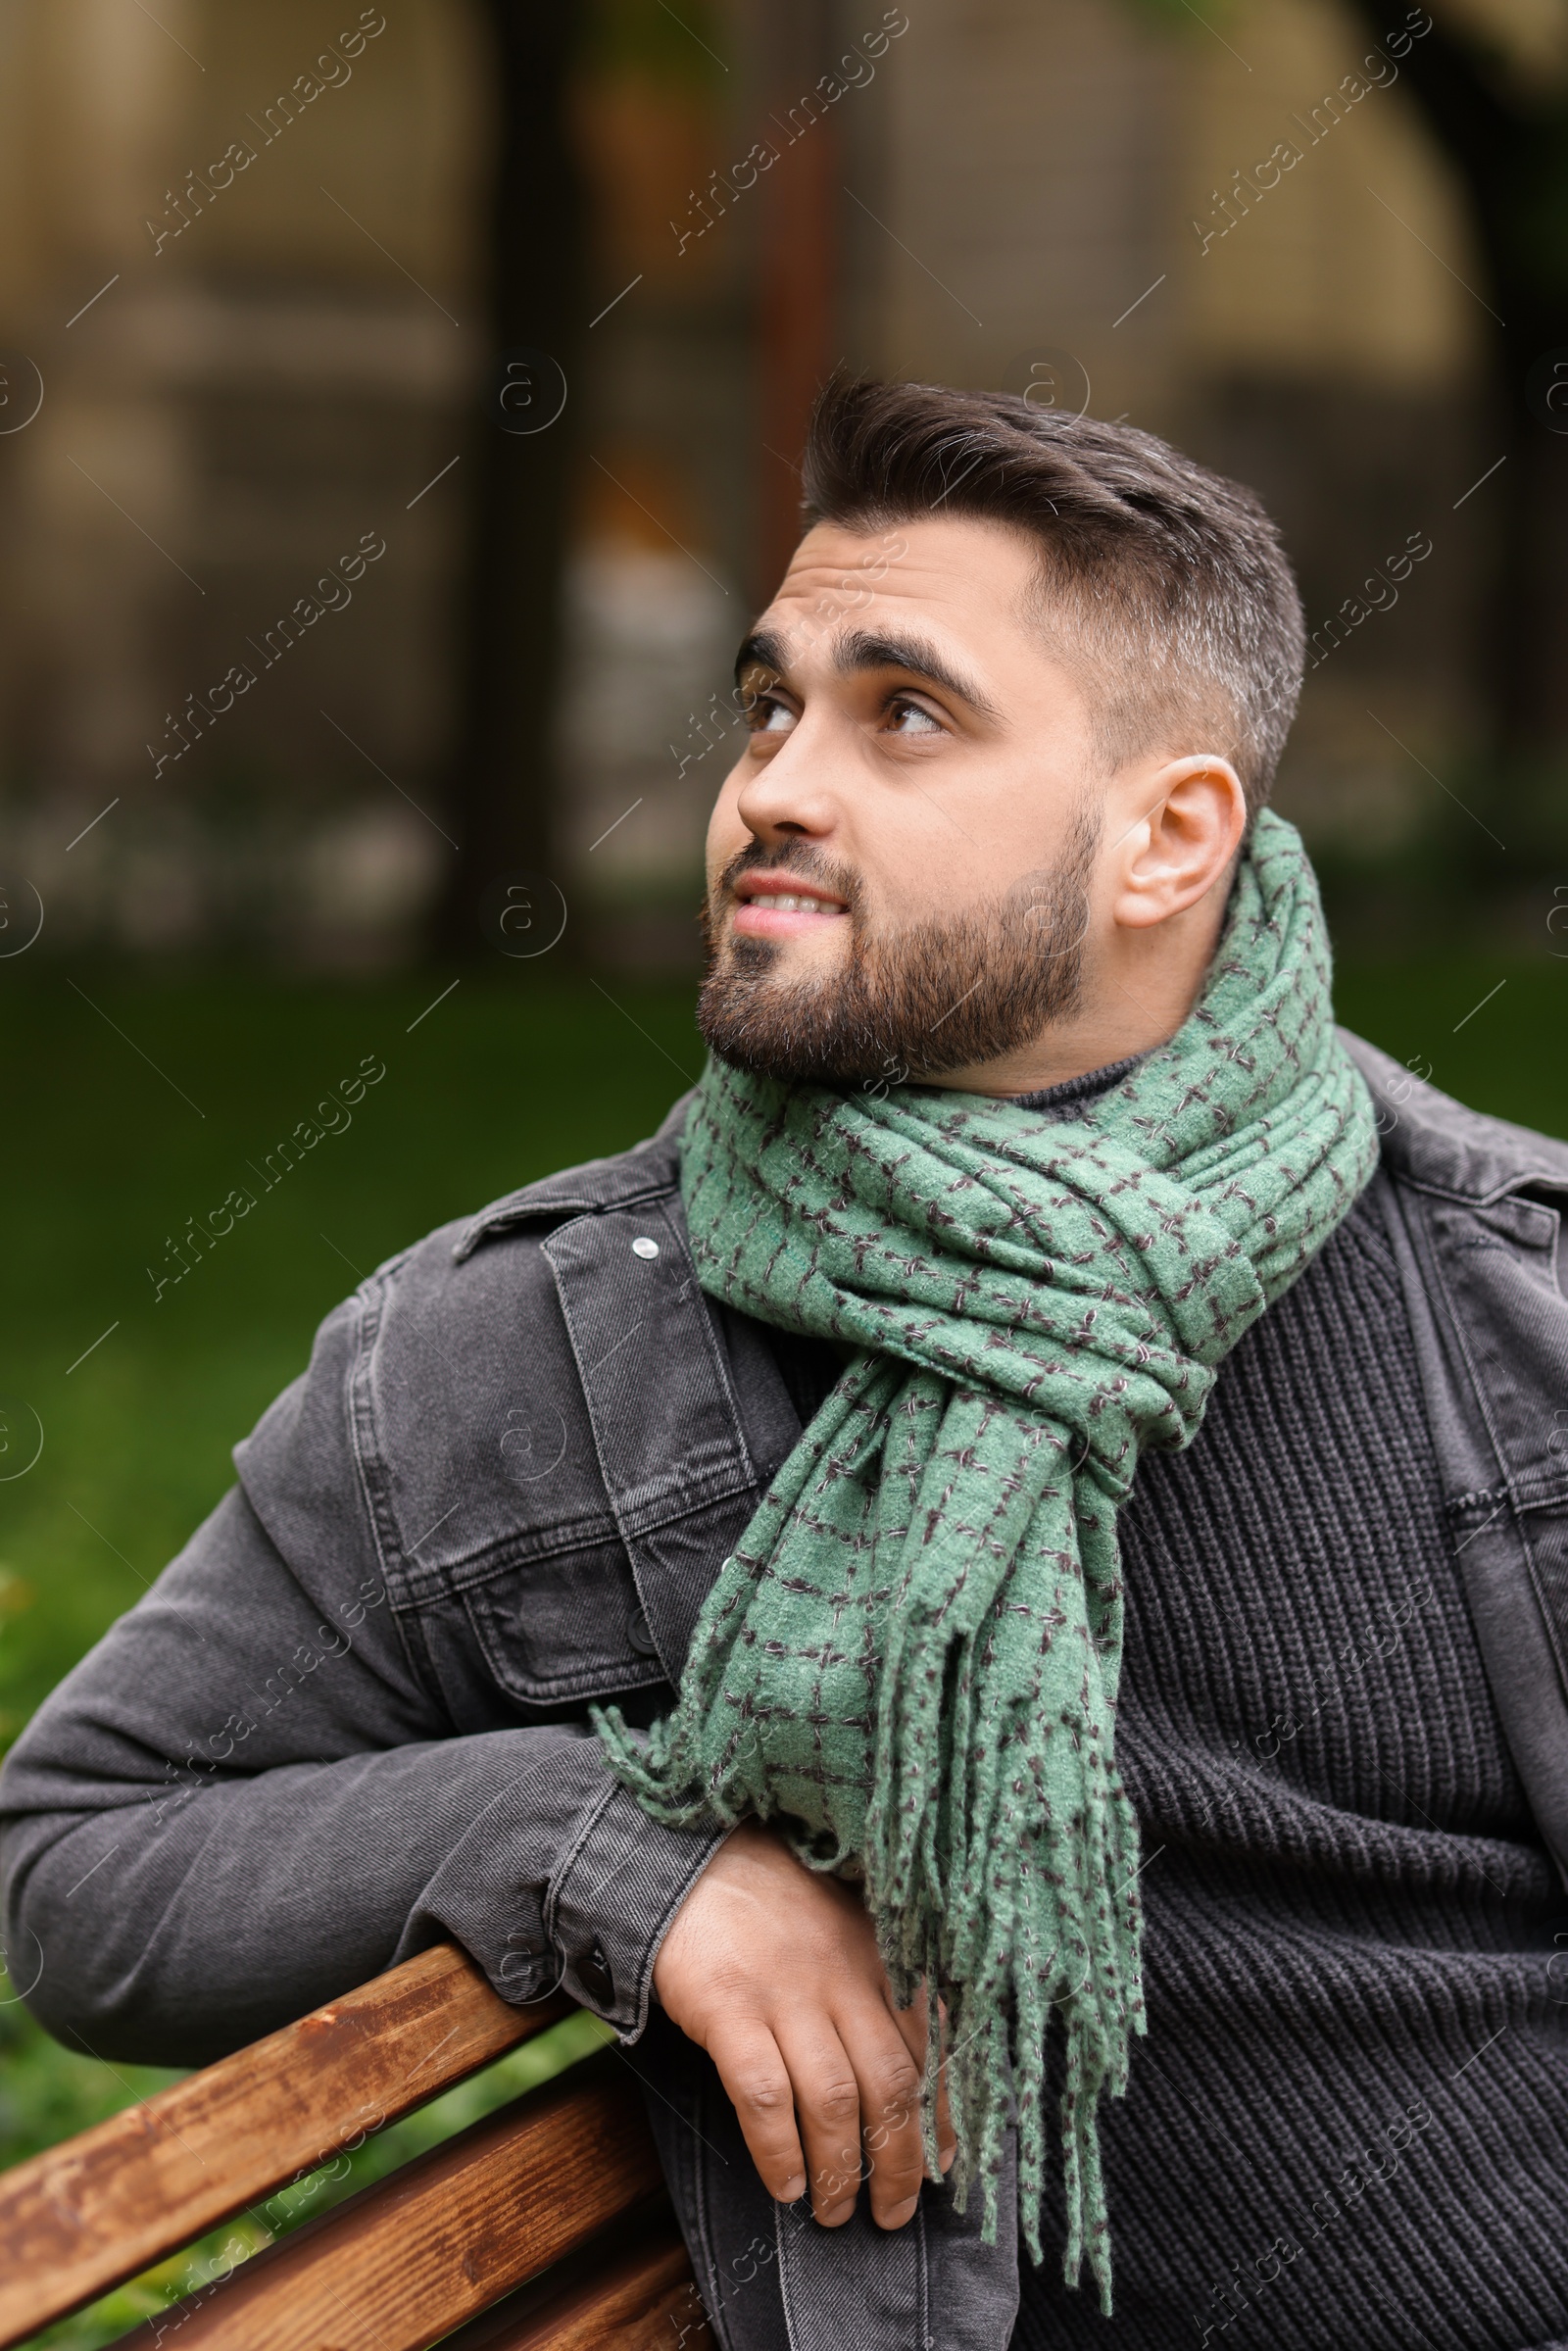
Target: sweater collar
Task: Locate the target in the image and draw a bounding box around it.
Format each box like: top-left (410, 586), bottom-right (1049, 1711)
top-left (1005, 1049), bottom-right (1150, 1114)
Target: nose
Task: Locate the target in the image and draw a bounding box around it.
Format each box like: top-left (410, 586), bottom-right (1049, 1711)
top-left (732, 718), bottom-right (841, 848)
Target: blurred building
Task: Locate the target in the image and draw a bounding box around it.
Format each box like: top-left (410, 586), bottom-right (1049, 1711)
top-left (0, 0), bottom-right (1507, 965)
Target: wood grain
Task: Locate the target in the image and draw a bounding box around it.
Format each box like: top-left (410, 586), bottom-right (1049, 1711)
top-left (477, 2244), bottom-right (701, 2350)
top-left (436, 2204), bottom-right (707, 2349)
top-left (0, 1941), bottom-right (572, 2348)
top-left (100, 2051), bottom-right (664, 2351)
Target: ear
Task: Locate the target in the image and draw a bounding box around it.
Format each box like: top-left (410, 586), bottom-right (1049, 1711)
top-left (1107, 755), bottom-right (1248, 932)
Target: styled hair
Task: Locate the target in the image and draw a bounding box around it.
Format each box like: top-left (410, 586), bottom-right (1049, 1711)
top-left (800, 376), bottom-right (1305, 813)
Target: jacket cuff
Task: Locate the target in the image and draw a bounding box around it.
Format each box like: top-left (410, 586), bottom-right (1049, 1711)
top-left (545, 1776), bottom-right (729, 2038)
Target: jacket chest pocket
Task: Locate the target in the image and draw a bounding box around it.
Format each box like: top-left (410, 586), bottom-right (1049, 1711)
top-left (462, 1533), bottom-right (666, 1707)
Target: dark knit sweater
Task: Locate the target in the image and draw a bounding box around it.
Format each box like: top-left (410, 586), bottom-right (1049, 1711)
top-left (1009, 1181), bottom-right (1568, 2351)
top-left (766, 1075), bottom-right (1568, 2351)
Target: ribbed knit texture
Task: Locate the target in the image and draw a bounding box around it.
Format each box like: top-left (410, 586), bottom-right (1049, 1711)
top-left (771, 1184), bottom-right (1568, 2346)
top-left (1008, 1185), bottom-right (1568, 2349)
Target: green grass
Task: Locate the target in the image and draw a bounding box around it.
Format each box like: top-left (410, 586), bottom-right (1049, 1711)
top-left (0, 965), bottom-right (707, 2347)
top-left (0, 966), bottom-right (710, 1731)
top-left (0, 952), bottom-right (1563, 2341)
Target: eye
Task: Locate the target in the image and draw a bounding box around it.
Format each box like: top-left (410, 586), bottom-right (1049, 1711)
top-left (885, 694), bottom-right (944, 736)
top-left (742, 687), bottom-right (796, 735)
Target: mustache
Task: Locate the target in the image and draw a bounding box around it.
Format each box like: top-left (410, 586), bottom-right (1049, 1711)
top-left (713, 840), bottom-right (865, 916)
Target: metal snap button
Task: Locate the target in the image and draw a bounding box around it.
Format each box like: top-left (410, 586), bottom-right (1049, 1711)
top-left (626, 1606), bottom-right (659, 1658)
top-left (631, 1235), bottom-right (660, 1259)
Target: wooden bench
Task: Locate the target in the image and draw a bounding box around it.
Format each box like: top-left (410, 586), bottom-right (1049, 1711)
top-left (0, 1942), bottom-right (706, 2350)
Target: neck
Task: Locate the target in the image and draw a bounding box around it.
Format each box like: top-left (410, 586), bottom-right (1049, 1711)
top-left (924, 895), bottom-right (1224, 1100)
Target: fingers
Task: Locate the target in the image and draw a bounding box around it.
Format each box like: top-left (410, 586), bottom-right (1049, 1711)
top-left (774, 2018), bottom-right (870, 2224)
top-left (711, 2005), bottom-right (935, 2230)
top-left (653, 1821), bottom-right (956, 2232)
top-left (888, 1986), bottom-right (957, 2176)
top-left (831, 1998), bottom-right (928, 2228)
top-left (777, 1991), bottom-right (943, 2229)
top-left (706, 2019), bottom-right (808, 2208)
top-left (936, 2064), bottom-right (956, 2173)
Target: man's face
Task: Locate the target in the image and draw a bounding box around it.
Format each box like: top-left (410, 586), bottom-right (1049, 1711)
top-left (699, 514), bottom-right (1111, 1088)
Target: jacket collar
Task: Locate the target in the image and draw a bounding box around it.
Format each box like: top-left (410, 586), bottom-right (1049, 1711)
top-left (451, 1091), bottom-right (695, 1262)
top-left (1342, 1028), bottom-right (1568, 1205)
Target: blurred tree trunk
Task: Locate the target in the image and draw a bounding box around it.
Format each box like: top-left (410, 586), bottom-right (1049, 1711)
top-left (1342, 7), bottom-right (1568, 760)
top-left (753, 2), bottom-right (842, 606)
top-left (432, 2), bottom-right (587, 959)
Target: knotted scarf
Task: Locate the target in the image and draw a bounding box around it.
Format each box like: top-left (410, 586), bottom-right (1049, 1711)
top-left (597, 809), bottom-right (1378, 2312)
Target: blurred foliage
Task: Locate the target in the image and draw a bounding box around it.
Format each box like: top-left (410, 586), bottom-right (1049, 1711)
top-left (1305, 754), bottom-right (1568, 959)
top-left (0, 962), bottom-right (1564, 2343)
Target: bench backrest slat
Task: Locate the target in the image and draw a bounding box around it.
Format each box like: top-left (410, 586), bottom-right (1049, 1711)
top-left (0, 1943), bottom-right (570, 2348)
top-left (442, 2212), bottom-right (700, 2349)
top-left (102, 2051), bottom-right (663, 2351)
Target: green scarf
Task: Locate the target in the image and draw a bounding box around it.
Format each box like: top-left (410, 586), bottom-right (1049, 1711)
top-left (597, 810), bottom-right (1377, 2313)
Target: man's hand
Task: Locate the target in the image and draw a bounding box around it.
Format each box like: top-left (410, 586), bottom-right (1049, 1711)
top-left (653, 1819), bottom-right (955, 2229)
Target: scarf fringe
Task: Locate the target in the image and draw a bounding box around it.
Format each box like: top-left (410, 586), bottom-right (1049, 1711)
top-left (597, 1528), bottom-right (1146, 2323)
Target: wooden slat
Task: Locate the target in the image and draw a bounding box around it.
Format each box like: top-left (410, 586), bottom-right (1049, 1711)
top-left (436, 2204), bottom-right (706, 2350)
top-left (0, 1941), bottom-right (571, 2349)
top-left (514, 2261), bottom-right (701, 2351)
top-left (103, 2051), bottom-right (663, 2351)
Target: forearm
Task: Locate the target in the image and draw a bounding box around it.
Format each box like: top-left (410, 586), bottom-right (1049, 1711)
top-left (3, 1730), bottom-right (719, 2068)
top-left (0, 1482), bottom-right (722, 2066)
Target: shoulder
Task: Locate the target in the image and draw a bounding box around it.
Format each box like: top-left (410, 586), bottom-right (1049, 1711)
top-left (232, 1095), bottom-right (695, 1596)
top-left (448, 1093), bottom-right (693, 1264)
top-left (1340, 1028), bottom-right (1568, 1205)
top-left (359, 1089), bottom-right (693, 1336)
top-left (318, 1087), bottom-right (692, 1349)
top-left (359, 1089), bottom-right (694, 1382)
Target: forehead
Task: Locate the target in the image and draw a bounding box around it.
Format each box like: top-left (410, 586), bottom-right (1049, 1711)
top-left (761, 514), bottom-right (1042, 660)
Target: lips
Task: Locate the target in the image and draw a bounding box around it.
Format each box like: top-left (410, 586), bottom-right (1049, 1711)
top-left (742, 890), bottom-right (844, 913)
top-left (730, 876), bottom-right (849, 940)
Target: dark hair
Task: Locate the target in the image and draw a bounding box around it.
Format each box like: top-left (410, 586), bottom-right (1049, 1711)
top-left (800, 375), bottom-right (1305, 812)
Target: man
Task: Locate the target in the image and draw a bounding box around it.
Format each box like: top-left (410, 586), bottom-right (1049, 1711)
top-left (5, 379), bottom-right (1568, 2351)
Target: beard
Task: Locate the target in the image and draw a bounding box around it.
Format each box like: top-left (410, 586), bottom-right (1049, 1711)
top-left (697, 798), bottom-right (1102, 1087)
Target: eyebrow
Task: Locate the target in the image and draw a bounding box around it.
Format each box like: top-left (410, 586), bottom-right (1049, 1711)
top-left (834, 628), bottom-right (1002, 721)
top-left (732, 624), bottom-right (1003, 724)
top-left (733, 628), bottom-right (789, 688)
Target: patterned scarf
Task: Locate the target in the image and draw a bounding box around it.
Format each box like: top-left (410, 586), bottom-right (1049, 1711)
top-left (597, 810), bottom-right (1377, 2312)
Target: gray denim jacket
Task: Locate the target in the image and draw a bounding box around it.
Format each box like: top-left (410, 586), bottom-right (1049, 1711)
top-left (3, 1032), bottom-right (1568, 2351)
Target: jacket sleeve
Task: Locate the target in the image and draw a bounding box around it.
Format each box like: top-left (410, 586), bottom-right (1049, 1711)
top-left (0, 1292), bottom-right (727, 2070)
